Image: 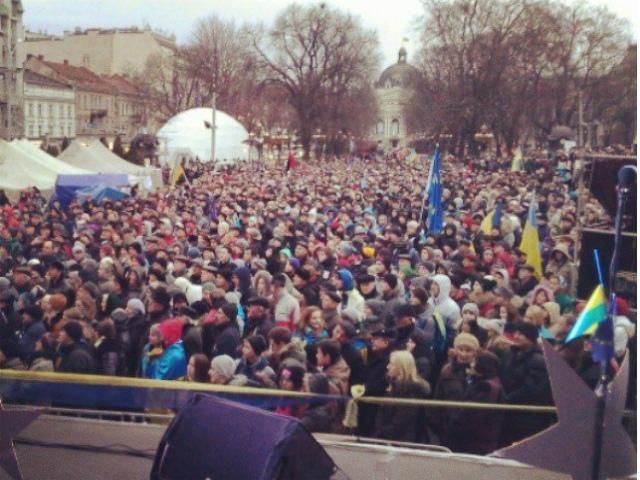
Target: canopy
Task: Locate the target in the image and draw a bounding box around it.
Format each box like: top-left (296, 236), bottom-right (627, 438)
top-left (0, 140), bottom-right (57, 196)
top-left (53, 174), bottom-right (131, 207)
top-left (58, 139), bottom-right (142, 175)
top-left (86, 139), bottom-right (146, 175)
top-left (157, 108), bottom-right (249, 164)
top-left (11, 139), bottom-right (91, 175)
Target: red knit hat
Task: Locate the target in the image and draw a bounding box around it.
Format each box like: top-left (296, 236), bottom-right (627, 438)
top-left (159, 318), bottom-right (184, 346)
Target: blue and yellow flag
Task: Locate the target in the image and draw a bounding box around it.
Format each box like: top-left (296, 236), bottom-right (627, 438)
top-left (519, 200), bottom-right (543, 277)
top-left (565, 284), bottom-right (608, 343)
top-left (171, 163), bottom-right (187, 186)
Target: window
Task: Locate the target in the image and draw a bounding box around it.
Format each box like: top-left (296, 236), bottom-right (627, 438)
top-left (27, 103), bottom-right (33, 117)
top-left (28, 124), bottom-right (34, 138)
top-left (68, 105), bottom-right (72, 118)
top-left (37, 103), bottom-right (42, 117)
top-left (48, 104), bottom-right (53, 118)
top-left (391, 119), bottom-right (400, 136)
top-left (376, 120), bottom-right (385, 135)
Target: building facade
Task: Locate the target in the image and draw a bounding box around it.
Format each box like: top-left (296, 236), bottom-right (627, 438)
top-left (25, 55), bottom-right (145, 144)
top-left (0, 0), bottom-right (25, 139)
top-left (23, 27), bottom-right (176, 76)
top-left (373, 47), bottom-right (419, 150)
top-left (23, 69), bottom-right (75, 141)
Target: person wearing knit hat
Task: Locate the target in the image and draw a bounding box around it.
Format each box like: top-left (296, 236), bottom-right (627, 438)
top-left (126, 298), bottom-right (145, 316)
top-left (453, 332), bottom-right (480, 352)
top-left (144, 319), bottom-right (187, 380)
top-left (209, 354), bottom-right (238, 384)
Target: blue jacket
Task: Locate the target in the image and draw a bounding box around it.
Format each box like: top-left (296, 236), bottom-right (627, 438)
top-left (147, 341), bottom-right (187, 380)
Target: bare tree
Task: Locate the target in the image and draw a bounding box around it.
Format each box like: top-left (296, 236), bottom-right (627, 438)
top-left (251, 3), bottom-right (380, 158)
top-left (409, 0), bottom-right (633, 152)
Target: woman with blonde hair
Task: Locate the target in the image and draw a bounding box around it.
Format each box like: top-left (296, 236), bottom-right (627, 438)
top-left (374, 350), bottom-right (431, 442)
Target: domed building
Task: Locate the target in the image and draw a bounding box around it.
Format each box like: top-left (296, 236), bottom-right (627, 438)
top-left (373, 46), bottom-right (419, 150)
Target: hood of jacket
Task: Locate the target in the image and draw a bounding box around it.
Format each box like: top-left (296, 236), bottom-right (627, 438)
top-left (431, 274), bottom-right (452, 303)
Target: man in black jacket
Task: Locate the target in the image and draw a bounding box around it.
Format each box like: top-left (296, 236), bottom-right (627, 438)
top-left (58, 321), bottom-right (97, 374)
top-left (207, 303), bottom-right (241, 359)
top-left (500, 322), bottom-right (552, 446)
top-left (358, 327), bottom-right (395, 437)
top-left (244, 297), bottom-right (275, 339)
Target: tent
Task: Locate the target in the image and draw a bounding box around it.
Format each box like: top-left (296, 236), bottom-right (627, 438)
top-left (86, 139), bottom-right (148, 175)
top-left (58, 140), bottom-right (119, 174)
top-left (157, 108), bottom-right (249, 164)
top-left (75, 184), bottom-right (128, 204)
top-left (0, 140), bottom-right (57, 199)
top-left (59, 140), bottom-right (141, 175)
top-left (11, 139), bottom-right (91, 175)
top-left (53, 174), bottom-right (130, 207)
top-left (150, 395), bottom-right (336, 480)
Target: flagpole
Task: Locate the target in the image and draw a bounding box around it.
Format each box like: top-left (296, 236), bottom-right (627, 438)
top-left (590, 168), bottom-right (631, 480)
top-left (419, 144), bottom-right (438, 224)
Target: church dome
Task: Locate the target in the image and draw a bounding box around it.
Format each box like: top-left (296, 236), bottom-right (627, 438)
top-left (377, 47), bottom-right (420, 88)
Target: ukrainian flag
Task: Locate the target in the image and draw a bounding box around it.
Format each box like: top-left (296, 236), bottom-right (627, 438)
top-left (565, 284), bottom-right (607, 343)
top-left (171, 163), bottom-right (187, 186)
top-left (519, 200), bottom-right (543, 277)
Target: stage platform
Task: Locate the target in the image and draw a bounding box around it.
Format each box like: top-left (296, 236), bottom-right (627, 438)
top-left (0, 414), bottom-right (584, 480)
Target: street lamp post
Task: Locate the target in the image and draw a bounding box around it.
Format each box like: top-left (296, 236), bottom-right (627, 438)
top-left (5, 38), bottom-right (23, 140)
top-left (210, 92), bottom-right (217, 163)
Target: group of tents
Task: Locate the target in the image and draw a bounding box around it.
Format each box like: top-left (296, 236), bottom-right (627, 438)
top-left (0, 139), bottom-right (163, 205)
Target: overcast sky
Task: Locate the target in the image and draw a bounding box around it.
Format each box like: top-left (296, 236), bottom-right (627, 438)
top-left (22, 0), bottom-right (639, 69)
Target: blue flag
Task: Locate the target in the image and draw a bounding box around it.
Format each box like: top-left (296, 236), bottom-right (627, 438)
top-left (591, 295), bottom-right (615, 363)
top-left (492, 201), bottom-right (503, 227)
top-left (427, 148), bottom-right (443, 234)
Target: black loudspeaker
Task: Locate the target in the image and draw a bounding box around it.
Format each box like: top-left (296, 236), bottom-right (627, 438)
top-left (578, 228), bottom-right (637, 307)
top-left (150, 394), bottom-right (338, 480)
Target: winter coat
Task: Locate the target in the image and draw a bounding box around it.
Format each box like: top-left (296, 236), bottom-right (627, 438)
top-left (210, 322), bottom-right (241, 359)
top-left (340, 342), bottom-right (366, 386)
top-left (17, 320), bottom-right (47, 361)
top-left (94, 337), bottom-right (121, 376)
top-left (235, 357), bottom-right (275, 386)
top-left (414, 303), bottom-right (436, 342)
top-left (428, 275), bottom-right (462, 331)
top-left (374, 380), bottom-right (431, 443)
top-left (358, 347), bottom-right (391, 437)
top-left (300, 403), bottom-right (333, 433)
top-left (379, 290), bottom-right (404, 327)
top-left (273, 290), bottom-right (300, 331)
top-left (29, 355), bottom-right (54, 372)
top-left (433, 360), bottom-right (470, 439)
top-left (244, 314), bottom-right (275, 340)
top-left (446, 376), bottom-right (505, 454)
top-left (501, 346), bottom-right (552, 445)
top-left (58, 341), bottom-right (97, 374)
top-left (323, 357), bottom-right (351, 396)
top-left (148, 341), bottom-right (187, 380)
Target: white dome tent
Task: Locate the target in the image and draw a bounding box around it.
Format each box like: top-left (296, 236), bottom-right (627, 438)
top-left (157, 108), bottom-right (249, 165)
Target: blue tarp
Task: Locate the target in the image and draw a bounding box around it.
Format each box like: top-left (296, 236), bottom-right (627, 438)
top-left (53, 174), bottom-right (129, 206)
top-left (76, 184), bottom-right (128, 204)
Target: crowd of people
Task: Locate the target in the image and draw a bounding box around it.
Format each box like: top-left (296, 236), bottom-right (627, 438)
top-left (0, 149), bottom-right (635, 454)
